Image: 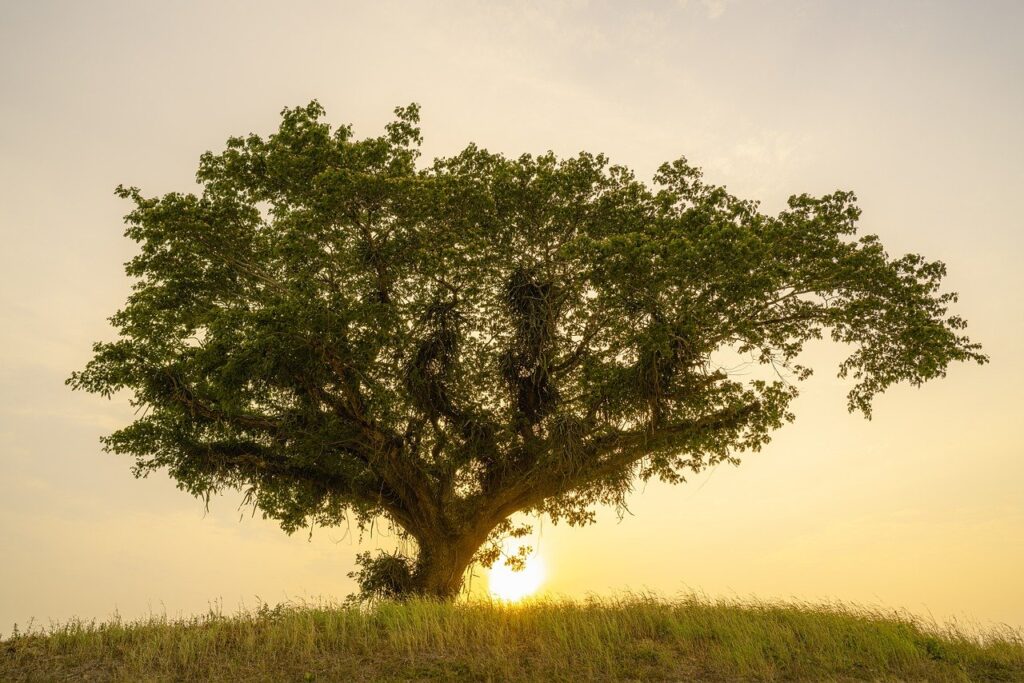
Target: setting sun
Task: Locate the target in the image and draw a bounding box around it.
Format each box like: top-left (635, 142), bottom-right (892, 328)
top-left (488, 550), bottom-right (546, 602)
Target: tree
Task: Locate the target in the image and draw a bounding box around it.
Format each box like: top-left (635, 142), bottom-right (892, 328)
top-left (69, 102), bottom-right (987, 600)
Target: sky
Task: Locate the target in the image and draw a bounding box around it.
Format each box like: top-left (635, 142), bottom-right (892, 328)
top-left (1, 0), bottom-right (1022, 634)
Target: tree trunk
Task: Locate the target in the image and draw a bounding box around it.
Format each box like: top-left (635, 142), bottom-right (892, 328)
top-left (409, 534), bottom-right (481, 600)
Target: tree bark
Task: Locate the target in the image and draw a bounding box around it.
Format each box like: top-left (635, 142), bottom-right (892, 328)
top-left (410, 534), bottom-right (481, 599)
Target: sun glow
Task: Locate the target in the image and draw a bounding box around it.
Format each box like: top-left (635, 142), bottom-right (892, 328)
top-left (487, 549), bottom-right (546, 602)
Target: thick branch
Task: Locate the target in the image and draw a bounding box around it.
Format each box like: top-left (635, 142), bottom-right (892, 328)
top-left (164, 367), bottom-right (444, 536)
top-left (479, 401), bottom-right (761, 524)
top-left (184, 439), bottom-right (416, 530)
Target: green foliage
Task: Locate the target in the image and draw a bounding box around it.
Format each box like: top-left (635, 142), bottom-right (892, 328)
top-left (4, 596), bottom-right (1022, 681)
top-left (69, 101), bottom-right (986, 597)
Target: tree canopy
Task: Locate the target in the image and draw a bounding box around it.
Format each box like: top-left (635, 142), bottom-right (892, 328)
top-left (69, 102), bottom-right (986, 598)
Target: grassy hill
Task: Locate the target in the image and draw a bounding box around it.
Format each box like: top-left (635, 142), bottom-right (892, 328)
top-left (2, 595), bottom-right (1022, 681)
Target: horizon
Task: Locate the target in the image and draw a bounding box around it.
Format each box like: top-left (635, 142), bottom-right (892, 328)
top-left (1, 0), bottom-right (1022, 635)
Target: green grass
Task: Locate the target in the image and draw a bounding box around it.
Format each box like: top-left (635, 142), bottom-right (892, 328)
top-left (2, 595), bottom-right (1022, 681)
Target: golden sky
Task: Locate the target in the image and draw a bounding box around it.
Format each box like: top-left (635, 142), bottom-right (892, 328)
top-left (1, 0), bottom-right (1021, 633)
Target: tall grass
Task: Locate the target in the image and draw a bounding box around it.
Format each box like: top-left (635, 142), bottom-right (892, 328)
top-left (3, 594), bottom-right (1022, 681)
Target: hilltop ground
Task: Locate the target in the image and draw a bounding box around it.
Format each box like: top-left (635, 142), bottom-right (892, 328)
top-left (2, 595), bottom-right (1022, 681)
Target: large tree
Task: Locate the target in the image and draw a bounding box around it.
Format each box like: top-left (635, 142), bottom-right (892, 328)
top-left (70, 102), bottom-right (986, 599)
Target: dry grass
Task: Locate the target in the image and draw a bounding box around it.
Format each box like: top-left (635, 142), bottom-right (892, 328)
top-left (2, 594), bottom-right (1022, 681)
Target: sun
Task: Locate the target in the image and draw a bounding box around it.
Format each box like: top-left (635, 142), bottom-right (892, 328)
top-left (488, 547), bottom-right (546, 602)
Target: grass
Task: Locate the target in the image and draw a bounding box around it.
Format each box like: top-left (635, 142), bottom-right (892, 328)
top-left (2, 595), bottom-right (1022, 682)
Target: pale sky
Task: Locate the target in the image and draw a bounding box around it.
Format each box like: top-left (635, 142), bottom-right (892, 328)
top-left (1, 0), bottom-right (1022, 634)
